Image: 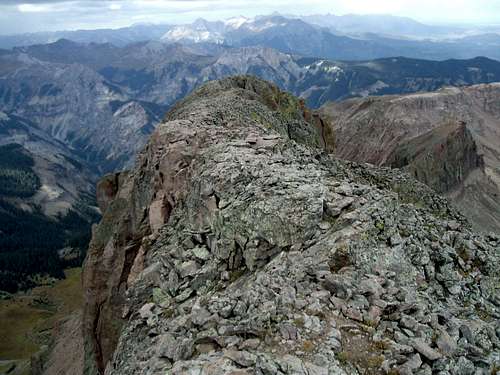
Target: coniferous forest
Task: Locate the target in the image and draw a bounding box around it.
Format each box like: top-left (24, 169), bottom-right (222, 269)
top-left (0, 144), bottom-right (99, 293)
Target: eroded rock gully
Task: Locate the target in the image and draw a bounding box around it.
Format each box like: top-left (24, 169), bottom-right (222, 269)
top-left (83, 76), bottom-right (500, 375)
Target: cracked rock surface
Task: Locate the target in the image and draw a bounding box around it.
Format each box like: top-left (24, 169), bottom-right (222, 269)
top-left (83, 76), bottom-right (500, 375)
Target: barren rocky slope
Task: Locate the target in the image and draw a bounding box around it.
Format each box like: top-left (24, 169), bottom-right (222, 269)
top-left (0, 49), bottom-right (163, 173)
top-left (0, 111), bottom-right (96, 218)
top-left (82, 77), bottom-right (500, 375)
top-left (320, 84), bottom-right (500, 233)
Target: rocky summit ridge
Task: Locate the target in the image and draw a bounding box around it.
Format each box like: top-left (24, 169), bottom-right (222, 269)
top-left (82, 76), bottom-right (499, 375)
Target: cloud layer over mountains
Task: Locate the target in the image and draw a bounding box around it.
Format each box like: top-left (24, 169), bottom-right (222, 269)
top-left (2, 0), bottom-right (500, 35)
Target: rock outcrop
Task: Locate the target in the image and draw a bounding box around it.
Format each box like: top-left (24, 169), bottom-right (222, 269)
top-left (83, 77), bottom-right (500, 375)
top-left (320, 84), bottom-right (500, 233)
top-left (388, 121), bottom-right (484, 194)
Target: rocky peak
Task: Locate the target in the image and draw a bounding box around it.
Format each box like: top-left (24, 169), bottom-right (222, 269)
top-left (83, 76), bottom-right (499, 375)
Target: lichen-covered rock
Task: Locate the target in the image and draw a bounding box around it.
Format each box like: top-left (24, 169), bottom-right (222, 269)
top-left (83, 76), bottom-right (500, 375)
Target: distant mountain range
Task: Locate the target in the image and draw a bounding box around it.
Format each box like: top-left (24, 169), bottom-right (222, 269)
top-left (2, 14), bottom-right (500, 61)
top-left (2, 39), bottom-right (500, 176)
top-left (2, 25), bottom-right (500, 291)
top-left (6, 39), bottom-right (500, 110)
top-left (3, 38), bottom-right (500, 185)
top-left (301, 13), bottom-right (466, 39)
top-left (0, 43), bottom-right (165, 174)
top-left (159, 15), bottom-right (500, 61)
top-left (0, 23), bottom-right (172, 49)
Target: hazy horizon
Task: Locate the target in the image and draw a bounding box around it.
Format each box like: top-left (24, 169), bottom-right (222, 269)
top-left (1, 0), bottom-right (500, 35)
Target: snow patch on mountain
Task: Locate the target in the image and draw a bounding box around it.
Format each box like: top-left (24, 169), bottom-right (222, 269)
top-left (224, 16), bottom-right (250, 29)
top-left (162, 27), bottom-right (224, 43)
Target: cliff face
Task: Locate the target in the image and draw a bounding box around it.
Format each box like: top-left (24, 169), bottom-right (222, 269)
top-left (320, 84), bottom-right (500, 233)
top-left (388, 121), bottom-right (484, 194)
top-left (83, 77), bottom-right (500, 375)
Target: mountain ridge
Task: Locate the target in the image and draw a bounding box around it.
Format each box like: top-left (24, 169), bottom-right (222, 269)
top-left (7, 40), bottom-right (500, 110)
top-left (80, 76), bottom-right (500, 375)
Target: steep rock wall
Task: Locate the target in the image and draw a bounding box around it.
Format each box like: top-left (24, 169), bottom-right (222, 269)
top-left (388, 121), bottom-right (484, 193)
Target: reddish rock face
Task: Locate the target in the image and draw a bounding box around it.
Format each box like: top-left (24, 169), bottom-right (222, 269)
top-left (95, 172), bottom-right (126, 213)
top-left (82, 121), bottom-right (206, 373)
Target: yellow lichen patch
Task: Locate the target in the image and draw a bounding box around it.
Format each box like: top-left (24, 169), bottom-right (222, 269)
top-left (302, 340), bottom-right (315, 353)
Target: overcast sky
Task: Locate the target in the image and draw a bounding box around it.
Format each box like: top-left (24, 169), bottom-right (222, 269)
top-left (1, 0), bottom-right (500, 35)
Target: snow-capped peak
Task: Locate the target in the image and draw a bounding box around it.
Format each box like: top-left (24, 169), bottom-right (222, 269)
top-left (224, 16), bottom-right (250, 29)
top-left (161, 27), bottom-right (224, 43)
top-left (161, 18), bottom-right (227, 43)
